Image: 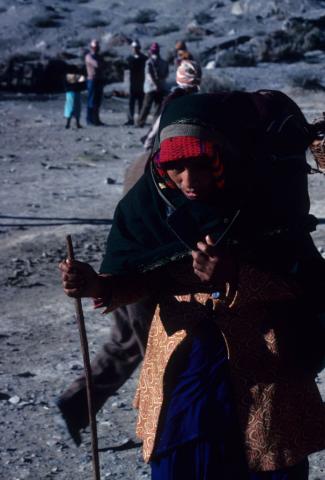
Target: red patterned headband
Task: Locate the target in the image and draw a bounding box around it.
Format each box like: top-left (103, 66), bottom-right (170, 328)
top-left (159, 136), bottom-right (215, 164)
top-left (155, 135), bottom-right (225, 189)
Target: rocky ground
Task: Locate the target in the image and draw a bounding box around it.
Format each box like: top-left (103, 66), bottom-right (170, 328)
top-left (0, 93), bottom-right (150, 480)
top-left (0, 79), bottom-right (324, 480)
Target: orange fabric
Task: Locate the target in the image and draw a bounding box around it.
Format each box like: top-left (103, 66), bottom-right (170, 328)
top-left (134, 264), bottom-right (325, 468)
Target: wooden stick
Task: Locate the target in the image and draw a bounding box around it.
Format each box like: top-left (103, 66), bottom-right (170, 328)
top-left (66, 234), bottom-right (101, 480)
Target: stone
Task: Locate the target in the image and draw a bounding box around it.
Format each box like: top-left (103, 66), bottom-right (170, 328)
top-left (105, 177), bottom-right (116, 184)
top-left (9, 396), bottom-right (21, 405)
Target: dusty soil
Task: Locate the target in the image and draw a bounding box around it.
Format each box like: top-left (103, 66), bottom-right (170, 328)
top-left (0, 84), bottom-right (324, 480)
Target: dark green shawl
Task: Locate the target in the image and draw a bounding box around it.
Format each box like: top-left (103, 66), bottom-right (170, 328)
top-left (99, 167), bottom-right (233, 274)
top-left (100, 91), bottom-right (314, 276)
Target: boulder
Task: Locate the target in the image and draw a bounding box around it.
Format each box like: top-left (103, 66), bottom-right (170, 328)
top-left (199, 34), bottom-right (251, 64)
top-left (259, 30), bottom-right (303, 62)
top-left (214, 45), bottom-right (257, 67)
top-left (287, 10), bottom-right (325, 29)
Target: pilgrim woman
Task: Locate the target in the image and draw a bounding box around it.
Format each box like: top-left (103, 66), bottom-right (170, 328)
top-left (60, 92), bottom-right (325, 479)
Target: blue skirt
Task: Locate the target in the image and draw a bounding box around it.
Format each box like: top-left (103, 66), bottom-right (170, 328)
top-left (151, 442), bottom-right (309, 480)
top-left (64, 91), bottom-right (81, 119)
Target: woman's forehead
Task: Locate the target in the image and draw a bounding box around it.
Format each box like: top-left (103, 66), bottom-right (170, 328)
top-left (164, 156), bottom-right (213, 170)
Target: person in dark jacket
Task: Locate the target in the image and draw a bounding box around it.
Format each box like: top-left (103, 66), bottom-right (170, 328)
top-left (125, 40), bottom-right (147, 126)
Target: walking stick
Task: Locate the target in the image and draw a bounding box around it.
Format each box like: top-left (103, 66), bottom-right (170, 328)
top-left (66, 234), bottom-right (101, 480)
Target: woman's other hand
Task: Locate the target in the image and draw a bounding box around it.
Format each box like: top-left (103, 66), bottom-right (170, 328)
top-left (192, 235), bottom-right (236, 286)
top-left (192, 235), bottom-right (220, 283)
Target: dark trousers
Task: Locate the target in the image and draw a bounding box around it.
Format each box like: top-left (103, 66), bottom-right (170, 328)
top-left (58, 296), bottom-right (156, 431)
top-left (87, 79), bottom-right (103, 124)
top-left (128, 90), bottom-right (144, 123)
top-left (138, 90), bottom-right (164, 126)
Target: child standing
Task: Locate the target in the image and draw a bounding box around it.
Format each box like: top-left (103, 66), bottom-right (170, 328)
top-left (64, 73), bottom-right (85, 129)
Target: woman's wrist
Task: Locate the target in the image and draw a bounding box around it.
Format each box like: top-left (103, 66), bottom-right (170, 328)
top-left (91, 274), bottom-right (112, 299)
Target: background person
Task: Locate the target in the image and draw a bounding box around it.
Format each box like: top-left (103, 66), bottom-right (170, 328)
top-left (63, 71), bottom-right (85, 129)
top-left (57, 61), bottom-right (202, 442)
top-left (174, 39), bottom-right (193, 67)
top-left (137, 42), bottom-right (169, 128)
top-left (85, 39), bottom-right (104, 126)
top-left (142, 59), bottom-right (202, 151)
top-left (57, 296), bottom-right (156, 445)
top-left (125, 39), bottom-right (147, 126)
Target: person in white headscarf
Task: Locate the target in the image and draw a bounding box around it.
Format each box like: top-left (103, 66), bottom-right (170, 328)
top-left (143, 59), bottom-right (202, 151)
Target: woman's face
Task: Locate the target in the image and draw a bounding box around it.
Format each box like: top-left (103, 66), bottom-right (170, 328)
top-left (166, 157), bottom-right (216, 201)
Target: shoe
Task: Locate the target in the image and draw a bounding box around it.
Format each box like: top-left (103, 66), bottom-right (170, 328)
top-left (124, 120), bottom-right (134, 126)
top-left (56, 397), bottom-right (83, 446)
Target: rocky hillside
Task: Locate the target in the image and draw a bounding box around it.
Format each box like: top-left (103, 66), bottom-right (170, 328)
top-left (1, 0), bottom-right (325, 92)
